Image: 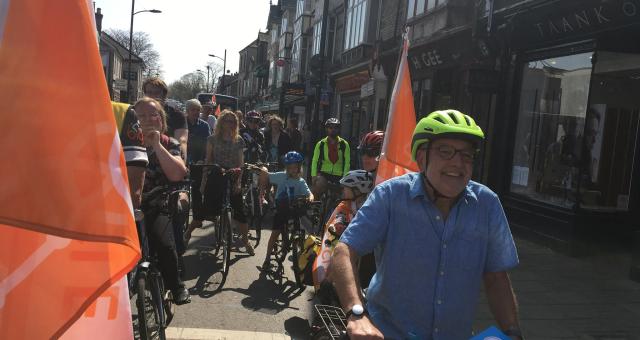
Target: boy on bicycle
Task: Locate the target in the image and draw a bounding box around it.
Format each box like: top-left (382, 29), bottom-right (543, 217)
top-left (250, 151), bottom-right (314, 271)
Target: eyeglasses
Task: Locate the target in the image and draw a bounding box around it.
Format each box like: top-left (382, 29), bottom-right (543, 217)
top-left (433, 145), bottom-right (477, 163)
top-left (135, 111), bottom-right (160, 120)
top-left (358, 148), bottom-right (380, 158)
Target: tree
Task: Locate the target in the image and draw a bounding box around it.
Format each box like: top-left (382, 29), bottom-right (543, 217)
top-left (167, 72), bottom-right (206, 102)
top-left (105, 29), bottom-right (162, 78)
top-left (167, 63), bottom-right (224, 102)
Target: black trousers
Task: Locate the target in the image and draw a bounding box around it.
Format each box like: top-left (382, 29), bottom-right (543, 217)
top-left (145, 211), bottom-right (184, 292)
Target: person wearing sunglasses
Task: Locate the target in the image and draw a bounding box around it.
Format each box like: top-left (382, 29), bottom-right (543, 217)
top-left (332, 110), bottom-right (522, 340)
top-left (357, 131), bottom-right (384, 175)
top-left (240, 110), bottom-right (266, 164)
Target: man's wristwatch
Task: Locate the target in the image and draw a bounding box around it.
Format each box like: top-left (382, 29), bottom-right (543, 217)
top-left (345, 304), bottom-right (367, 320)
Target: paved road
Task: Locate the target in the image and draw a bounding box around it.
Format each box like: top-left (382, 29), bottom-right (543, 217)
top-left (169, 218), bottom-right (316, 340)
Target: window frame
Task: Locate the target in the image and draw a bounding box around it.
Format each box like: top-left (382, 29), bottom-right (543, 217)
top-left (344, 0), bottom-right (368, 51)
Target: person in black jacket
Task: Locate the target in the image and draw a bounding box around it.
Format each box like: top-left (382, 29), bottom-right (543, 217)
top-left (264, 115), bottom-right (293, 169)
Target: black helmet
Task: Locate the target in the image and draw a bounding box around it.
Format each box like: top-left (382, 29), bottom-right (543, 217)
top-left (325, 118), bottom-right (340, 127)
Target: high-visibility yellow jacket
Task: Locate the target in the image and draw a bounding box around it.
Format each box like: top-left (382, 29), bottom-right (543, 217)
top-left (311, 136), bottom-right (351, 177)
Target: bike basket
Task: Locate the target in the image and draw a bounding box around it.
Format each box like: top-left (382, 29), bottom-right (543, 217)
top-left (314, 304), bottom-right (347, 339)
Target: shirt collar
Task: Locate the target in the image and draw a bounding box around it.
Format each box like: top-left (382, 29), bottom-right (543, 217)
top-left (409, 173), bottom-right (478, 203)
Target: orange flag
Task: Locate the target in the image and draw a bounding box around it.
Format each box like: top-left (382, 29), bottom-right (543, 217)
top-left (212, 94), bottom-right (221, 117)
top-left (0, 1), bottom-right (140, 339)
top-left (376, 33), bottom-right (420, 184)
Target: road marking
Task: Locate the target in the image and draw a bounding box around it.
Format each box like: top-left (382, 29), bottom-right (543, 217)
top-left (166, 327), bottom-right (291, 340)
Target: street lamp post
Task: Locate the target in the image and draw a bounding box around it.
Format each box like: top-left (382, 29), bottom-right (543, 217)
top-left (208, 50), bottom-right (226, 94)
top-left (127, 0), bottom-right (161, 103)
top-left (206, 65), bottom-right (211, 92)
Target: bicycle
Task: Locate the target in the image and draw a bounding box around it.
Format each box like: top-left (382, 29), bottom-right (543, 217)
top-left (242, 163), bottom-right (267, 247)
top-left (195, 163), bottom-right (240, 288)
top-left (317, 178), bottom-right (343, 233)
top-left (130, 184), bottom-right (188, 340)
top-left (271, 197), bottom-right (321, 288)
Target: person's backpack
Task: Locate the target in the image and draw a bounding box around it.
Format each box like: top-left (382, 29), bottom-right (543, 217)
top-left (318, 138), bottom-right (348, 172)
top-left (297, 235), bottom-right (322, 286)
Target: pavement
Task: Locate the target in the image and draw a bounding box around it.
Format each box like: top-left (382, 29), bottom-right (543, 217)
top-left (156, 216), bottom-right (640, 340)
top-left (474, 238), bottom-right (640, 340)
top-left (167, 218), bottom-right (314, 340)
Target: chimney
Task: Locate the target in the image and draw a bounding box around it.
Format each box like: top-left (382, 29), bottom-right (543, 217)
top-left (95, 7), bottom-right (103, 34)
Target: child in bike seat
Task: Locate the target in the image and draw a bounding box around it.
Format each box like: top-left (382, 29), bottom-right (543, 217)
top-left (252, 151), bottom-right (313, 271)
top-left (312, 170), bottom-right (374, 292)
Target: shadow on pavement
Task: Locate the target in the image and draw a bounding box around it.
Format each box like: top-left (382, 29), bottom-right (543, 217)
top-left (284, 316), bottom-right (312, 340)
top-left (228, 270), bottom-right (306, 315)
top-left (183, 248), bottom-right (251, 298)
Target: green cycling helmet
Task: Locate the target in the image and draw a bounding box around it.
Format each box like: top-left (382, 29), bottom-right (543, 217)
top-left (411, 109), bottom-right (485, 161)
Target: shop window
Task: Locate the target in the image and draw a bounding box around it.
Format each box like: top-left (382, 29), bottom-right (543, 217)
top-left (580, 51), bottom-right (640, 211)
top-left (510, 52), bottom-right (593, 208)
top-left (511, 50), bottom-right (640, 211)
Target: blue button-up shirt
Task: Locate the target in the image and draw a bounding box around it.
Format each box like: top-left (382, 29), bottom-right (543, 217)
top-left (340, 173), bottom-right (519, 340)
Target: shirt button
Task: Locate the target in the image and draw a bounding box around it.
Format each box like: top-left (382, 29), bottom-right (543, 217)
top-left (442, 244), bottom-right (447, 249)
top-left (439, 271), bottom-right (444, 276)
top-left (435, 215), bottom-right (441, 220)
top-left (437, 299), bottom-right (442, 305)
top-left (434, 327), bottom-right (439, 333)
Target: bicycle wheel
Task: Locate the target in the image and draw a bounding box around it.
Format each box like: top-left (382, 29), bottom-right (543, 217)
top-left (136, 275), bottom-right (149, 340)
top-left (290, 230), bottom-right (306, 288)
top-left (220, 210), bottom-right (233, 283)
top-left (212, 216), bottom-right (222, 258)
top-left (136, 274), bottom-right (164, 340)
top-left (148, 273), bottom-right (167, 340)
top-left (274, 225), bottom-right (290, 264)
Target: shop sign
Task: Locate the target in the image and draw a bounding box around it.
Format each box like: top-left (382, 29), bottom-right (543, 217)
top-left (283, 82), bottom-right (305, 96)
top-left (408, 31), bottom-right (472, 77)
top-left (511, 0), bottom-right (640, 47)
top-left (360, 80), bottom-right (375, 98)
top-left (335, 70), bottom-right (370, 93)
top-left (410, 50), bottom-right (445, 71)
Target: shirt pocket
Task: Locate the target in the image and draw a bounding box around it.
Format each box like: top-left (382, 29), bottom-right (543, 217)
top-left (451, 226), bottom-right (487, 271)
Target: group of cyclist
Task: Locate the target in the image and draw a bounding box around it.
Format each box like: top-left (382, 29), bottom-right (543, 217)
top-left (119, 75), bottom-right (523, 339)
top-left (118, 76), bottom-right (384, 309)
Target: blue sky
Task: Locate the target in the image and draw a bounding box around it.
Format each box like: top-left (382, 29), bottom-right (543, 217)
top-left (95, 0), bottom-right (272, 83)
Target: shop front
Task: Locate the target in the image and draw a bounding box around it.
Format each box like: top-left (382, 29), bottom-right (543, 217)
top-left (333, 69), bottom-right (373, 159)
top-left (490, 0), bottom-right (640, 258)
top-left (408, 29), bottom-right (476, 118)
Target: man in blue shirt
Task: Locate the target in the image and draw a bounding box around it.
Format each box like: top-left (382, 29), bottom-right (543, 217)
top-left (184, 99), bottom-right (211, 242)
top-left (333, 110), bottom-right (523, 340)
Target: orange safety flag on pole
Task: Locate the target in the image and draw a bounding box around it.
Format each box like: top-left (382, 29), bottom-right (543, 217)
top-left (376, 32), bottom-right (420, 184)
top-left (0, 0), bottom-right (140, 339)
top-left (212, 94), bottom-right (221, 117)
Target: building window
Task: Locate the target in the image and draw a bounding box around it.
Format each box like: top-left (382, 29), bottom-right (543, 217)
top-left (268, 61), bottom-right (276, 87)
top-left (344, 0), bottom-right (367, 50)
top-left (312, 21), bottom-right (322, 56)
top-left (407, 0), bottom-right (415, 19)
top-left (409, 0), bottom-right (440, 18)
top-left (291, 37), bottom-right (301, 81)
top-left (296, 0), bottom-right (304, 18)
top-left (282, 17), bottom-right (289, 33)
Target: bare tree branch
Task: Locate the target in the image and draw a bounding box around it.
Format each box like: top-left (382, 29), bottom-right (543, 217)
top-left (105, 29), bottom-right (163, 78)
